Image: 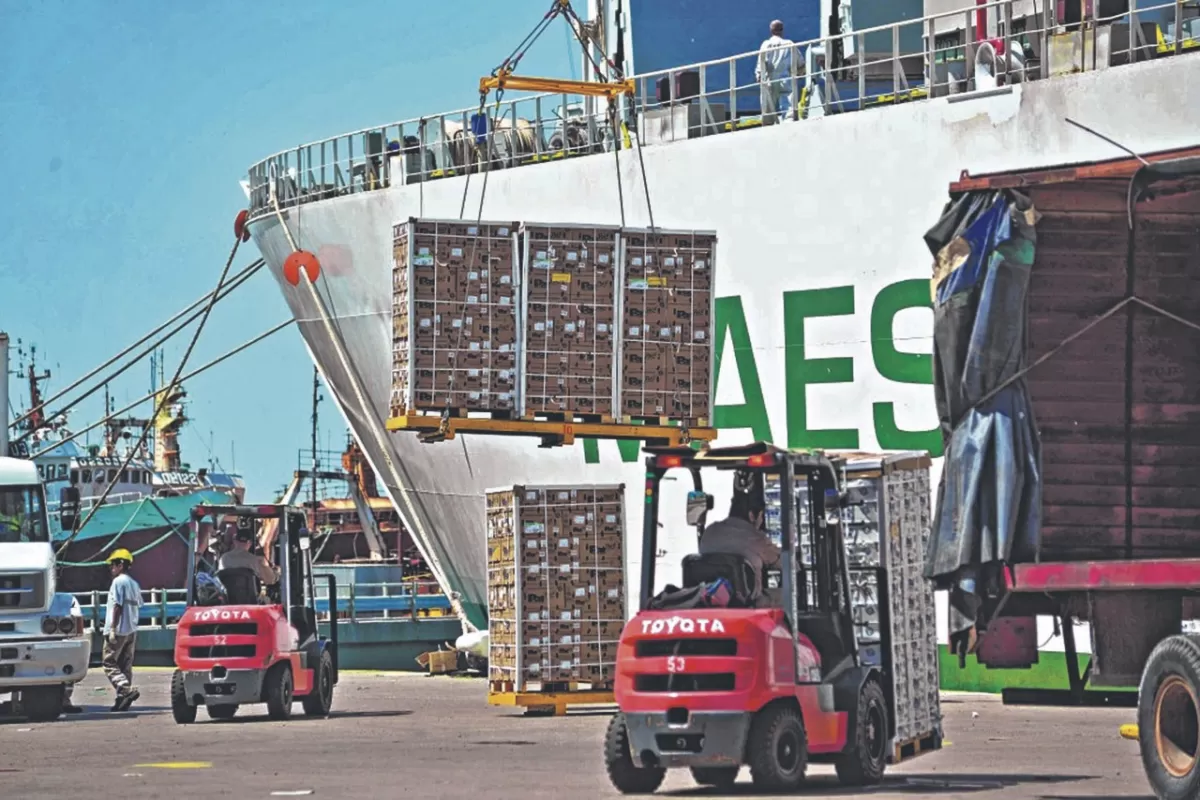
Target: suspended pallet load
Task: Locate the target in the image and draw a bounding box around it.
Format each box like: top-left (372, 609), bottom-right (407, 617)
top-left (485, 484), bottom-right (625, 715)
top-left (387, 218), bottom-right (718, 448)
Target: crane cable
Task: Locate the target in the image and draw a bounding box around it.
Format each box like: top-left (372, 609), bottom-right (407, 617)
top-left (11, 259), bottom-right (265, 445)
top-left (475, 0), bottom-right (657, 230)
top-left (56, 232), bottom-right (247, 558)
top-left (266, 194), bottom-right (477, 632)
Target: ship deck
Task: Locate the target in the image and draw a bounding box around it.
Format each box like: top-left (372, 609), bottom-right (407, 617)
top-left (243, 0), bottom-right (1199, 224)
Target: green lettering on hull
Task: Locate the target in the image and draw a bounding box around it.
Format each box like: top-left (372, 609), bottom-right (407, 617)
top-left (870, 278), bottom-right (943, 457)
top-left (581, 279), bottom-right (939, 465)
top-left (783, 287), bottom-right (858, 450)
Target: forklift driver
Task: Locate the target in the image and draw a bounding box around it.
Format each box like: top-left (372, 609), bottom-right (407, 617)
top-left (698, 470), bottom-right (782, 606)
top-left (219, 525), bottom-right (279, 587)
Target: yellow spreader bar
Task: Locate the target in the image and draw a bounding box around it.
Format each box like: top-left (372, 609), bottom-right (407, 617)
top-left (1119, 724), bottom-right (1139, 741)
top-left (386, 414), bottom-right (716, 448)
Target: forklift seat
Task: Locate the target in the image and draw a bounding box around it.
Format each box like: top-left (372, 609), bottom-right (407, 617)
top-left (681, 553), bottom-right (756, 607)
top-left (217, 567), bottom-right (260, 606)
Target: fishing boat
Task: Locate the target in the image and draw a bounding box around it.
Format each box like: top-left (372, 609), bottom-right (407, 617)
top-left (6, 344), bottom-right (244, 592)
top-left (239, 0), bottom-right (1200, 683)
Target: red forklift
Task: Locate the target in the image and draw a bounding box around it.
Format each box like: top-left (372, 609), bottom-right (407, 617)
top-left (604, 443), bottom-right (941, 793)
top-left (170, 504), bottom-right (338, 723)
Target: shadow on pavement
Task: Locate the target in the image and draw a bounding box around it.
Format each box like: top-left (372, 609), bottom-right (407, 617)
top-left (664, 772), bottom-right (1091, 796)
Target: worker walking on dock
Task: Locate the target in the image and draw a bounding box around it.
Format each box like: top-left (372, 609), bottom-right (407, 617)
top-left (757, 19), bottom-right (795, 124)
top-left (103, 549), bottom-right (142, 712)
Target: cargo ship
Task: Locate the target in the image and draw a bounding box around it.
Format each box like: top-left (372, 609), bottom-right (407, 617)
top-left (240, 0), bottom-right (1200, 676)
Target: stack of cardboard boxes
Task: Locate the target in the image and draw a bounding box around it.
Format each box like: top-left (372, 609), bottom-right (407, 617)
top-left (520, 224), bottom-right (620, 419)
top-left (390, 218), bottom-right (521, 418)
top-left (486, 484), bottom-right (626, 692)
top-left (390, 217), bottom-right (718, 428)
top-left (618, 228), bottom-right (716, 424)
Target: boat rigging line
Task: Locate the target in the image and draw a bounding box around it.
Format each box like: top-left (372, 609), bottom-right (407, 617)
top-left (11, 258), bottom-right (266, 445)
top-left (31, 317), bottom-right (294, 461)
top-left (56, 230), bottom-right (250, 558)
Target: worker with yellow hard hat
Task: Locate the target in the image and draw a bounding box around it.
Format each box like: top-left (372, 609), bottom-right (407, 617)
top-left (101, 547), bottom-right (142, 712)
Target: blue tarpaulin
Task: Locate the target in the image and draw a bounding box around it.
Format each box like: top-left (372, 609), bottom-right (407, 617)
top-left (923, 190), bottom-right (1043, 658)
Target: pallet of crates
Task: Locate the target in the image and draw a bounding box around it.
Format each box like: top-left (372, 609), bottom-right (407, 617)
top-left (765, 450), bottom-right (943, 762)
top-left (386, 217), bottom-right (717, 448)
top-left (485, 483), bottom-right (626, 716)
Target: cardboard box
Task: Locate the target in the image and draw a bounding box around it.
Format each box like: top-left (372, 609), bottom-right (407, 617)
top-left (486, 483), bottom-right (627, 689)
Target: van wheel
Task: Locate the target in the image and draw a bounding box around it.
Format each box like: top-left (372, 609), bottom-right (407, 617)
top-left (264, 662), bottom-right (293, 721)
top-left (20, 685), bottom-right (64, 722)
top-left (604, 713), bottom-right (665, 794)
top-left (171, 670), bottom-right (196, 724)
top-left (1139, 634), bottom-right (1200, 800)
top-left (836, 679), bottom-right (889, 786)
top-left (747, 703), bottom-right (808, 791)
top-left (301, 650), bottom-right (335, 717)
top-left (207, 704), bottom-right (238, 720)
top-left (691, 766), bottom-right (739, 789)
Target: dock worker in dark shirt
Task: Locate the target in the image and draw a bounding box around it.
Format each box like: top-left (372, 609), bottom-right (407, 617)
top-left (698, 470), bottom-right (782, 605)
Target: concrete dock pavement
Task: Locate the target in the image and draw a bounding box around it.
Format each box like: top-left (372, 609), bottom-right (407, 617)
top-left (1, 670), bottom-right (1153, 799)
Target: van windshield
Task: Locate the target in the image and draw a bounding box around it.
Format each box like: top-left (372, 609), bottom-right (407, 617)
top-left (0, 485), bottom-right (50, 544)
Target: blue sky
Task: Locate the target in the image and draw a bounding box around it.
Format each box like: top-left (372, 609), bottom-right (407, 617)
top-left (0, 0), bottom-right (576, 497)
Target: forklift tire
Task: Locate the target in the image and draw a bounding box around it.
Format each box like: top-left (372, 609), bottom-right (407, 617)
top-left (690, 766), bottom-right (739, 789)
top-left (835, 678), bottom-right (889, 786)
top-left (171, 670), bottom-right (197, 725)
top-left (747, 703), bottom-right (808, 791)
top-left (20, 685), bottom-right (64, 723)
top-left (301, 650), bottom-right (335, 718)
top-left (604, 713), bottom-right (666, 795)
top-left (207, 704), bottom-right (238, 720)
top-left (1137, 634), bottom-right (1200, 800)
top-left (264, 661), bottom-right (294, 721)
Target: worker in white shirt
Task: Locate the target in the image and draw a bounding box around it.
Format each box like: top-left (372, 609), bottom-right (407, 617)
top-left (757, 19), bottom-right (796, 124)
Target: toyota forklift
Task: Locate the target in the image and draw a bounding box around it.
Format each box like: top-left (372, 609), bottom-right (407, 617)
top-left (170, 504), bottom-right (338, 723)
top-left (604, 442), bottom-right (938, 793)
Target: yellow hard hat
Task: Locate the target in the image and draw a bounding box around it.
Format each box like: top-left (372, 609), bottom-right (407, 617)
top-left (107, 548), bottom-right (134, 565)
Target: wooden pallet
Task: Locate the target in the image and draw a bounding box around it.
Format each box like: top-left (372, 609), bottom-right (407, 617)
top-left (487, 680), bottom-right (616, 717)
top-left (519, 411), bottom-right (616, 425)
top-left (386, 412), bottom-right (716, 448)
top-left (891, 730), bottom-right (942, 763)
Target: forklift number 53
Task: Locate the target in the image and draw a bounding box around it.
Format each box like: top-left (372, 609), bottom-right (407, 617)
top-left (667, 656), bottom-right (687, 673)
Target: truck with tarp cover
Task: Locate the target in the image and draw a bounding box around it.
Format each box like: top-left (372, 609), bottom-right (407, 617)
top-left (923, 145), bottom-right (1200, 800)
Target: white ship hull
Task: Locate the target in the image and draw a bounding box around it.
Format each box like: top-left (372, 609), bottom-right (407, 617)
top-left (250, 54), bottom-right (1200, 641)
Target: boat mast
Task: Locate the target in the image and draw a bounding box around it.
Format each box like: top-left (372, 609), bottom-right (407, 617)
top-left (310, 366), bottom-right (320, 527)
top-left (0, 332), bottom-right (8, 457)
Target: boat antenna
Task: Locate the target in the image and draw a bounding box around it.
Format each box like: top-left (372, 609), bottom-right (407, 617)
top-left (310, 366), bottom-right (320, 523)
top-left (1064, 118), bottom-right (1151, 167)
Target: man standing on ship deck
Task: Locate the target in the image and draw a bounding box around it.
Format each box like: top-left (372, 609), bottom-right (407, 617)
top-left (102, 548), bottom-right (142, 712)
top-left (757, 19), bottom-right (795, 124)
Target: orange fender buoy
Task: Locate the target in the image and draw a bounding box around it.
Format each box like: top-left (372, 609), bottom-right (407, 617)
top-left (283, 250), bottom-right (321, 286)
top-left (233, 209), bottom-right (251, 242)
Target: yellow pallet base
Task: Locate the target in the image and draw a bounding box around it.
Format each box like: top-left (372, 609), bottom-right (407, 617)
top-left (488, 690), bottom-right (615, 717)
top-left (385, 414), bottom-right (716, 448)
top-left (892, 731), bottom-right (942, 763)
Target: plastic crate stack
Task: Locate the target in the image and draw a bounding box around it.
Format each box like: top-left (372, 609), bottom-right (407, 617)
top-left (764, 452), bottom-right (940, 746)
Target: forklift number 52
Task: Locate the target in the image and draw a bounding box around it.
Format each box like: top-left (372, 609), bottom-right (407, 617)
top-left (667, 656), bottom-right (687, 673)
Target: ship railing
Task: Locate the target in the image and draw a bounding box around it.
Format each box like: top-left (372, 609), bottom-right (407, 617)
top-left (71, 579), bottom-right (451, 630)
top-left (244, 0), bottom-right (1198, 220)
top-left (46, 491), bottom-right (148, 514)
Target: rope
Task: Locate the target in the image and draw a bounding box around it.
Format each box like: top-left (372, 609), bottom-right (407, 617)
top-left (30, 318), bottom-right (293, 460)
top-left (269, 192), bottom-right (476, 632)
top-left (72, 492), bottom-right (188, 567)
top-left (59, 524), bottom-right (183, 568)
top-left (55, 232), bottom-right (245, 558)
top-left (630, 125), bottom-right (656, 231)
top-left (12, 260), bottom-right (265, 444)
